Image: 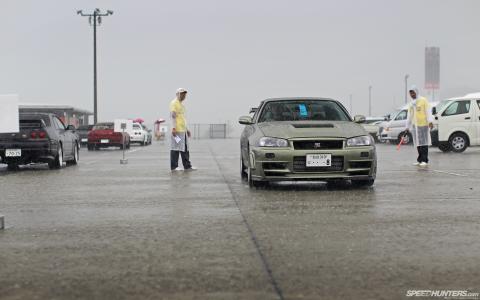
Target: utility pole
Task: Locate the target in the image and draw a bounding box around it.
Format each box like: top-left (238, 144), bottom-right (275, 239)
top-left (77, 9), bottom-right (113, 124)
top-left (368, 86), bottom-right (372, 116)
top-left (404, 74), bottom-right (409, 104)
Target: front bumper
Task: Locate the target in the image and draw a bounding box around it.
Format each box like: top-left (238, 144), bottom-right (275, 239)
top-left (249, 145), bottom-right (377, 182)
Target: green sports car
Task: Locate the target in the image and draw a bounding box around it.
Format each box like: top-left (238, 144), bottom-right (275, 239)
top-left (239, 98), bottom-right (377, 187)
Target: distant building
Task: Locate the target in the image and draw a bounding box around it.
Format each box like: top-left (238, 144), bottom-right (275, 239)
top-left (19, 104), bottom-right (93, 128)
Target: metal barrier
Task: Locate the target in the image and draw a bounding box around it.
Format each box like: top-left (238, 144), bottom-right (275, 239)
top-left (191, 124), bottom-right (227, 139)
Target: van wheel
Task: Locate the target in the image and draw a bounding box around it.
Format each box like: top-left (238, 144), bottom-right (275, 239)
top-left (438, 143), bottom-right (452, 153)
top-left (68, 143), bottom-right (79, 165)
top-left (449, 133), bottom-right (468, 153)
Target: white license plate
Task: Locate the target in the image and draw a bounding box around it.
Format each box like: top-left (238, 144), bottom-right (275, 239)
top-left (306, 154), bottom-right (331, 167)
top-left (81, 138), bottom-right (88, 142)
top-left (100, 139), bottom-right (109, 144)
top-left (5, 149), bottom-right (21, 157)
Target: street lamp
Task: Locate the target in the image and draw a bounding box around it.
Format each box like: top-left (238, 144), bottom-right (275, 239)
top-left (404, 74), bottom-right (409, 104)
top-left (77, 9), bottom-right (113, 125)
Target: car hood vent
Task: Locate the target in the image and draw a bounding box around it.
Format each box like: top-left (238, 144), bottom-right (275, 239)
top-left (291, 124), bottom-right (335, 129)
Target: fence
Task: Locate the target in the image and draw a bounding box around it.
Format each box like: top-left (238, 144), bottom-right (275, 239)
top-left (190, 123), bottom-right (227, 139)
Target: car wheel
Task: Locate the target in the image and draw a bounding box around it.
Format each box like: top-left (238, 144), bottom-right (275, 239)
top-left (240, 157), bottom-right (247, 180)
top-left (449, 133), bottom-right (468, 153)
top-left (127, 142), bottom-right (131, 149)
top-left (7, 163), bottom-right (19, 171)
top-left (49, 145), bottom-right (63, 169)
top-left (87, 144), bottom-right (94, 151)
top-left (438, 142), bottom-right (452, 153)
top-left (398, 132), bottom-right (412, 145)
top-left (351, 179), bottom-right (375, 187)
top-left (68, 143), bottom-right (79, 165)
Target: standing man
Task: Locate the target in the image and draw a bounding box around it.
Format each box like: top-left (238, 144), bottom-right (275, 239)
top-left (170, 88), bottom-right (196, 171)
top-left (405, 85), bottom-right (434, 167)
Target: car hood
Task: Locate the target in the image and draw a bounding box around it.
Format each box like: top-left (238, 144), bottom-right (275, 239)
top-left (257, 121), bottom-right (367, 139)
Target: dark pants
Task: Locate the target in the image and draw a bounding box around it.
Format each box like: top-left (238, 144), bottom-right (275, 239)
top-left (417, 146), bottom-right (429, 163)
top-left (170, 138), bottom-right (192, 170)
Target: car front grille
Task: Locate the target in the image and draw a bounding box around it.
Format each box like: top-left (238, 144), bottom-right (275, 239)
top-left (293, 156), bottom-right (344, 172)
top-left (293, 140), bottom-right (344, 150)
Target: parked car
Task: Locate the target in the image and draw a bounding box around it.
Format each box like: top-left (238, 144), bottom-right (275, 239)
top-left (76, 124), bottom-right (94, 147)
top-left (239, 98), bottom-right (377, 188)
top-left (432, 93), bottom-right (480, 152)
top-left (129, 123), bottom-right (149, 146)
top-left (142, 124), bottom-right (153, 145)
top-left (0, 113), bottom-right (80, 170)
top-left (87, 122), bottom-right (130, 150)
top-left (360, 117), bottom-right (386, 142)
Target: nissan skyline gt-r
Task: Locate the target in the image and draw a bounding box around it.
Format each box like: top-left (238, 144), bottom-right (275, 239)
top-left (239, 98), bottom-right (377, 188)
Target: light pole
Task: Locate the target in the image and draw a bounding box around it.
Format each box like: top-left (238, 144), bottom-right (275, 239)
top-left (404, 74), bottom-right (409, 104)
top-left (77, 9), bottom-right (113, 125)
top-left (368, 86), bottom-right (372, 116)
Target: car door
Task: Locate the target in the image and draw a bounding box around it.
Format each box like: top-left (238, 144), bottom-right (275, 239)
top-left (389, 109), bottom-right (408, 138)
top-left (474, 100), bottom-right (480, 145)
top-left (440, 100), bottom-right (474, 142)
top-left (53, 117), bottom-right (72, 156)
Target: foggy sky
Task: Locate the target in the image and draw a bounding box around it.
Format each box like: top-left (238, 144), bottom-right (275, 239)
top-left (1, 0), bottom-right (480, 128)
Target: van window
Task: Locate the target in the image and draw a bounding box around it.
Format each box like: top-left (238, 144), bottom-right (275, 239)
top-left (395, 110), bottom-right (407, 121)
top-left (477, 100), bottom-right (480, 110)
top-left (442, 100), bottom-right (471, 116)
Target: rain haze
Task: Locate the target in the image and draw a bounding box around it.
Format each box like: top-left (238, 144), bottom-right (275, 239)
top-left (1, 0), bottom-right (480, 130)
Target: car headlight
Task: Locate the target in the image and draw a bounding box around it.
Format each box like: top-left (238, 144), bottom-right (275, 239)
top-left (346, 135), bottom-right (372, 147)
top-left (258, 137), bottom-right (289, 147)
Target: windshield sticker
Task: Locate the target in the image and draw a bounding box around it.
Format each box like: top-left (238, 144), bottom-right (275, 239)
top-left (299, 104), bottom-right (308, 117)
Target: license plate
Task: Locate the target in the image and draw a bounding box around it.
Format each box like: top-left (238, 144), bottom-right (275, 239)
top-left (5, 149), bottom-right (21, 157)
top-left (81, 138), bottom-right (88, 142)
top-left (101, 139), bottom-right (109, 144)
top-left (306, 154), bottom-right (331, 167)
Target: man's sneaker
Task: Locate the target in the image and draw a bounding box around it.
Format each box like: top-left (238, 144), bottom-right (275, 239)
top-left (171, 168), bottom-right (181, 172)
top-left (184, 167), bottom-right (197, 171)
top-left (419, 162), bottom-right (428, 167)
top-left (413, 162), bottom-right (420, 166)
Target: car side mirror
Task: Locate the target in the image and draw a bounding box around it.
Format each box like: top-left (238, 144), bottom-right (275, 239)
top-left (239, 116), bottom-right (254, 125)
top-left (432, 107), bottom-right (437, 115)
top-left (354, 115), bottom-right (366, 123)
top-left (67, 125), bottom-right (76, 131)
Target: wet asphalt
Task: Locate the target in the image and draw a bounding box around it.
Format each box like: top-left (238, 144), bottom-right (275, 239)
top-left (0, 140), bottom-right (479, 300)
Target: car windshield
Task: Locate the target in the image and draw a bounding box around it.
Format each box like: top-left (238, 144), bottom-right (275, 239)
top-left (258, 100), bottom-right (350, 123)
top-left (93, 123), bottom-right (113, 130)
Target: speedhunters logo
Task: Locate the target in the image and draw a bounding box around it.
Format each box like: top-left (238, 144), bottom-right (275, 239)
top-left (406, 290), bottom-right (479, 299)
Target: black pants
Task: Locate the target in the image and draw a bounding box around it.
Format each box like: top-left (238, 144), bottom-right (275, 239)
top-left (170, 138), bottom-right (192, 170)
top-left (417, 146), bottom-right (429, 163)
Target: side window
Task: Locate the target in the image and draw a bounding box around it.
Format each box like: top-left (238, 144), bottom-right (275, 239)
top-left (54, 117), bottom-right (66, 130)
top-left (395, 110), bottom-right (407, 121)
top-left (442, 101), bottom-right (471, 116)
top-left (477, 100), bottom-right (480, 110)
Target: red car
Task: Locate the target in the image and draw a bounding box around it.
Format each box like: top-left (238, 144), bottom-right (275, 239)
top-left (87, 122), bottom-right (130, 151)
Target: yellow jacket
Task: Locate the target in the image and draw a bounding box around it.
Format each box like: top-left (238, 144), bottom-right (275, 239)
top-left (170, 98), bottom-right (187, 132)
top-left (407, 97), bottom-right (431, 127)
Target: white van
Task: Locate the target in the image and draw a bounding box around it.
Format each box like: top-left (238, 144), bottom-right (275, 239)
top-left (432, 93), bottom-right (480, 152)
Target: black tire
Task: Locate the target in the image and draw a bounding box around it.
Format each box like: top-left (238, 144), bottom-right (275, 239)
top-left (438, 143), bottom-right (452, 153)
top-left (126, 142), bottom-right (131, 149)
top-left (68, 143), bottom-right (80, 165)
top-left (7, 163), bottom-right (19, 171)
top-left (449, 133), bottom-right (468, 153)
top-left (87, 144), bottom-right (94, 151)
top-left (49, 145), bottom-right (63, 169)
top-left (398, 132), bottom-right (412, 145)
top-left (240, 156), bottom-right (247, 180)
top-left (351, 179), bottom-right (375, 187)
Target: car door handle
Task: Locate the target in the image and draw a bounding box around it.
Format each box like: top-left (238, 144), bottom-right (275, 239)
top-left (465, 117), bottom-right (471, 120)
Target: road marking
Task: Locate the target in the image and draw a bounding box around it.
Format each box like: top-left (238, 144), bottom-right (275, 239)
top-left (208, 145), bottom-right (285, 300)
top-left (431, 169), bottom-right (468, 177)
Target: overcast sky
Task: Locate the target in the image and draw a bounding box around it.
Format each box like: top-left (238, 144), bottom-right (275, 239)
top-left (1, 0), bottom-right (480, 127)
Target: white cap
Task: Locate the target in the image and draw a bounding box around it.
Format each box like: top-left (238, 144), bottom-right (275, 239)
top-left (176, 88), bottom-right (187, 94)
